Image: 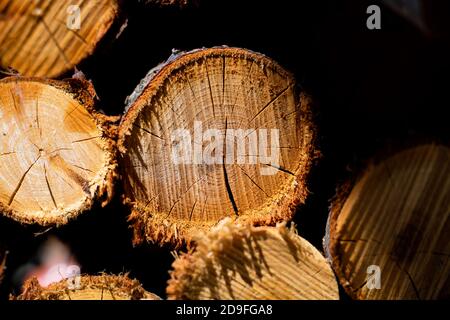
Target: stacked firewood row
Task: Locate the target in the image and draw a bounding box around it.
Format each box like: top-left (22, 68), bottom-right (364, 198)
top-left (0, 0), bottom-right (448, 300)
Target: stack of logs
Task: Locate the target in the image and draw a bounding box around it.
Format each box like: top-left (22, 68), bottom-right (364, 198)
top-left (0, 0), bottom-right (448, 300)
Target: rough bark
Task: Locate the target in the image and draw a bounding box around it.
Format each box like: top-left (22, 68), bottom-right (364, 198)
top-left (13, 274), bottom-right (161, 300)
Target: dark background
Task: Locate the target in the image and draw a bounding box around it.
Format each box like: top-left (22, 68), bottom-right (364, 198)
top-left (0, 0), bottom-right (449, 300)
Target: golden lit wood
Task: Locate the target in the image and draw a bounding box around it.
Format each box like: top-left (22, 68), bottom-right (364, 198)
top-left (326, 143), bottom-right (450, 299)
top-left (0, 0), bottom-right (119, 77)
top-left (167, 219), bottom-right (339, 300)
top-left (14, 274), bottom-right (161, 300)
top-left (0, 77), bottom-right (117, 226)
top-left (118, 47), bottom-right (317, 247)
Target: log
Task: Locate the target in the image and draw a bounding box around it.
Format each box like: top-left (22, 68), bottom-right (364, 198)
top-left (325, 142), bottom-right (450, 299)
top-left (118, 47), bottom-right (317, 247)
top-left (167, 218), bottom-right (339, 300)
top-left (0, 77), bottom-right (117, 226)
top-left (0, 0), bottom-right (119, 77)
top-left (13, 274), bottom-right (161, 300)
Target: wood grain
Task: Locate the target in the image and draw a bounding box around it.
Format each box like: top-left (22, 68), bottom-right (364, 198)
top-left (167, 219), bottom-right (339, 300)
top-left (0, 0), bottom-right (119, 77)
top-left (326, 143), bottom-right (450, 299)
top-left (0, 77), bottom-right (117, 226)
top-left (119, 47), bottom-right (317, 247)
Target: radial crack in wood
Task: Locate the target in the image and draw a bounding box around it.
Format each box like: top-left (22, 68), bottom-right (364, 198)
top-left (0, 0), bottom-right (119, 77)
top-left (118, 47), bottom-right (317, 248)
top-left (325, 143), bottom-right (450, 300)
top-left (0, 77), bottom-right (117, 226)
top-left (167, 219), bottom-right (339, 300)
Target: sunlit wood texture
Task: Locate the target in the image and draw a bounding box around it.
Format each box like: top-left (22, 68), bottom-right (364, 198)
top-left (0, 0), bottom-right (119, 78)
top-left (167, 219), bottom-right (339, 300)
top-left (14, 274), bottom-right (161, 300)
top-left (326, 143), bottom-right (450, 299)
top-left (0, 77), bottom-right (117, 226)
top-left (118, 47), bottom-right (317, 248)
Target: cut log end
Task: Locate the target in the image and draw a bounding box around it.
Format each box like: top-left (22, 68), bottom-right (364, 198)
top-left (0, 0), bottom-right (119, 77)
top-left (13, 274), bottom-right (161, 300)
top-left (326, 143), bottom-right (450, 300)
top-left (0, 77), bottom-right (117, 226)
top-left (119, 47), bottom-right (317, 248)
top-left (167, 219), bottom-right (339, 300)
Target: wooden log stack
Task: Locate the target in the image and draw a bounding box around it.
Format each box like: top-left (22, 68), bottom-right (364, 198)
top-left (0, 0), bottom-right (448, 301)
top-left (1, 45), bottom-right (448, 300)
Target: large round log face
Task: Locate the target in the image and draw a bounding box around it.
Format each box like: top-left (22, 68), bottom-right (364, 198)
top-left (119, 48), bottom-right (316, 246)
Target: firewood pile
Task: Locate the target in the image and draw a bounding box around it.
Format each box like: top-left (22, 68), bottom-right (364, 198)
top-left (0, 0), bottom-right (448, 300)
